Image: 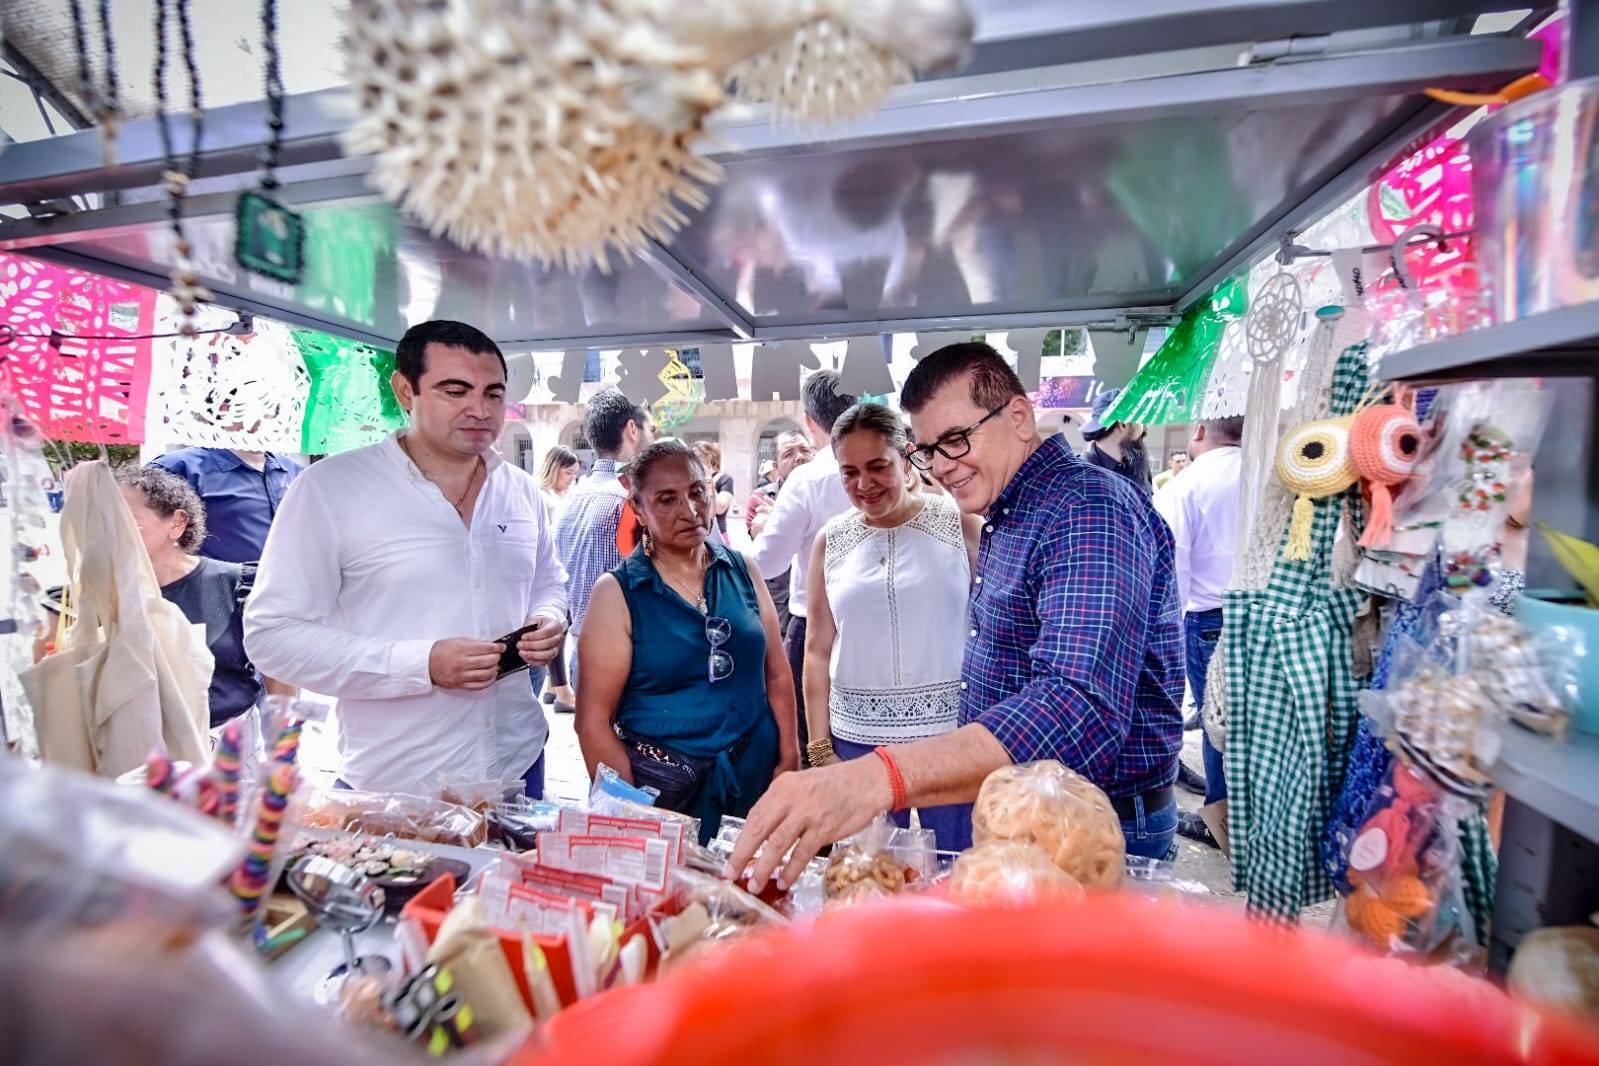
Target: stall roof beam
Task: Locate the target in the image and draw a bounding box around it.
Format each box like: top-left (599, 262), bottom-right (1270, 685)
top-left (956, 0), bottom-right (1536, 75)
top-left (710, 34), bottom-right (1538, 157)
top-left (0, 33), bottom-right (1540, 206)
top-left (635, 240), bottom-right (756, 339)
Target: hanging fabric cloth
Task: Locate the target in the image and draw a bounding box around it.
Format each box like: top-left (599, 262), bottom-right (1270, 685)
top-left (1226, 342), bottom-right (1370, 923)
top-left (1099, 274), bottom-right (1248, 428)
top-left (18, 462), bottom-right (212, 778)
top-left (294, 329), bottom-right (406, 455)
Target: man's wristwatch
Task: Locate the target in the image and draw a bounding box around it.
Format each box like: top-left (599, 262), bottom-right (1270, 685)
top-left (806, 738), bottom-right (837, 768)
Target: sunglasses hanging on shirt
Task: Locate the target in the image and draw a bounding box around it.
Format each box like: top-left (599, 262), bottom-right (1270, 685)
top-left (234, 0), bottom-right (306, 285)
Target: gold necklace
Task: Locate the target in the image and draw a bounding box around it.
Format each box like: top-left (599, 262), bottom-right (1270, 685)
top-left (654, 549), bottom-right (709, 612)
top-left (401, 435), bottom-right (482, 517)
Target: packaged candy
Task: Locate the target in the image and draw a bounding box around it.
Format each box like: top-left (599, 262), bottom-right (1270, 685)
top-left (971, 761), bottom-right (1126, 890)
top-left (654, 867), bottom-right (786, 971)
top-left (302, 789), bottom-right (487, 848)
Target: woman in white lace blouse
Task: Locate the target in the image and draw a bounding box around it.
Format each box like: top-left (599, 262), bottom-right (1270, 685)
top-left (802, 403), bottom-right (981, 849)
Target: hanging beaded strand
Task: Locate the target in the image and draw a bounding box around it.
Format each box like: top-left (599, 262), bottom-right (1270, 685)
top-left (153, 0), bottom-right (212, 336)
top-left (259, 0), bottom-right (285, 194)
top-left (68, 0), bottom-right (121, 162)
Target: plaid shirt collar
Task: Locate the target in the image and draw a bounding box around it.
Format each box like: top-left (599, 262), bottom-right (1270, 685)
top-left (988, 434), bottom-right (1070, 525)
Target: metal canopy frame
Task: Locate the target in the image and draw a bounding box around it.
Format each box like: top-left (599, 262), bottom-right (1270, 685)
top-left (0, 2), bottom-right (1546, 350)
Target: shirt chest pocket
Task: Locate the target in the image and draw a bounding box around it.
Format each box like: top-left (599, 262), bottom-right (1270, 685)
top-left (491, 517), bottom-right (541, 582)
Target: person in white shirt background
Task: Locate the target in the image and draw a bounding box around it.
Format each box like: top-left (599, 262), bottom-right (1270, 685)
top-left (750, 370), bottom-right (858, 750)
top-left (1154, 416), bottom-right (1243, 849)
top-left (245, 320), bottom-right (569, 796)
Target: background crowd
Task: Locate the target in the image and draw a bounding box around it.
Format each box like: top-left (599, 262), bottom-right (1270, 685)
top-left (61, 318), bottom-right (1250, 868)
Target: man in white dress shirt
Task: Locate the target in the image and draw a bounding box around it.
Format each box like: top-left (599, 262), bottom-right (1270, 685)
top-left (1155, 416), bottom-right (1243, 849)
top-left (750, 370), bottom-right (857, 748)
top-left (245, 320), bottom-right (569, 795)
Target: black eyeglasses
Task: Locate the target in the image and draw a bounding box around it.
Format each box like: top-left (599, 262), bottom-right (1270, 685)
top-left (908, 404), bottom-right (1008, 471)
top-left (706, 615), bottom-right (734, 684)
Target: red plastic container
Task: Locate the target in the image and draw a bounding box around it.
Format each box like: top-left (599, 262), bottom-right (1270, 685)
top-left (400, 873), bottom-right (670, 1019)
top-left (518, 895), bottom-right (1599, 1065)
top-left (401, 873), bottom-right (581, 1011)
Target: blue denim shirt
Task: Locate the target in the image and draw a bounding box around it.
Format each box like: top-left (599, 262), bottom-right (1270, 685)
top-left (151, 448), bottom-right (303, 563)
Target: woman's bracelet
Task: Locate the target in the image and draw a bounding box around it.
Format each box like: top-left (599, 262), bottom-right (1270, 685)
top-left (806, 738), bottom-right (837, 768)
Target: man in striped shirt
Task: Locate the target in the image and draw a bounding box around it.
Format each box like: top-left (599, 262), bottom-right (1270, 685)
top-left (556, 389), bottom-right (654, 685)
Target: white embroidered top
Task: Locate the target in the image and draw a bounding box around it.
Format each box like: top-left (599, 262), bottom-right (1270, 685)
top-left (821, 493), bottom-right (970, 745)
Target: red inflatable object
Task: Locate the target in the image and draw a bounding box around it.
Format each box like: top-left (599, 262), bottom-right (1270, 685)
top-left (520, 895), bottom-right (1599, 1065)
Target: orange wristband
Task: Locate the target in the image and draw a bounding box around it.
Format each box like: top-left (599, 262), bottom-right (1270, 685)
top-left (872, 746), bottom-right (907, 812)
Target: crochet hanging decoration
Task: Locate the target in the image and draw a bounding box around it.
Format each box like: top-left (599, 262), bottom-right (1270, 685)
top-left (1351, 402), bottom-right (1422, 549)
top-left (1275, 415), bottom-right (1359, 561)
top-left (342, 0), bottom-right (973, 269)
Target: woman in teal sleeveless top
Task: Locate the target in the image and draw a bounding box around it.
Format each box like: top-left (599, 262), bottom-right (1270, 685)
top-left (575, 441), bottom-right (799, 842)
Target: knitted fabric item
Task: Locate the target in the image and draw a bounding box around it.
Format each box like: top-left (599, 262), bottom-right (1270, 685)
top-left (1202, 637), bottom-right (1227, 752)
top-left (1276, 415), bottom-right (1359, 560)
top-left (1351, 402), bottom-right (1423, 548)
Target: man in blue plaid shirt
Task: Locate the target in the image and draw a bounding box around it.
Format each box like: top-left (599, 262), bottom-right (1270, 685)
top-left (733, 343), bottom-right (1183, 890)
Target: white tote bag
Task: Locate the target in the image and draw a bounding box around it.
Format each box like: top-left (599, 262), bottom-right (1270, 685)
top-left (20, 462), bottom-right (212, 778)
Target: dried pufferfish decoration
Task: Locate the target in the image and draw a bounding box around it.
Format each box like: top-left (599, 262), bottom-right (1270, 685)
top-left (730, 0), bottom-right (973, 125)
top-left (342, 0), bottom-right (972, 270)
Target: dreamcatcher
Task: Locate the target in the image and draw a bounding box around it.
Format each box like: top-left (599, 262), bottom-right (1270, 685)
top-left (651, 350), bottom-right (702, 434)
top-left (341, 0), bottom-right (972, 269)
top-left (1245, 270), bottom-right (1304, 365)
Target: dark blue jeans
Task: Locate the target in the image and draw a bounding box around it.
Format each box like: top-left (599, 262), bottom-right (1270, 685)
top-left (1184, 608), bottom-right (1227, 805)
top-left (1121, 792), bottom-right (1178, 861)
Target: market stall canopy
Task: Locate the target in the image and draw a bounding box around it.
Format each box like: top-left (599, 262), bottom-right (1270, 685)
top-left (0, 1), bottom-right (1545, 351)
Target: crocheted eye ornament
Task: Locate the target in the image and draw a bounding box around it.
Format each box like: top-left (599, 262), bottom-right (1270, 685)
top-left (1276, 415), bottom-right (1358, 560)
top-left (1351, 402), bottom-right (1423, 548)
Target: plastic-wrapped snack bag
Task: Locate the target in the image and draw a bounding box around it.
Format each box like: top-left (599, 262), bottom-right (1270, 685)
top-left (654, 867), bottom-right (786, 971)
top-left (301, 789), bottom-right (487, 847)
top-left (949, 840), bottom-right (1085, 905)
top-left (1339, 759), bottom-right (1475, 961)
top-left (822, 816), bottom-right (925, 906)
top-left (971, 761), bottom-right (1126, 890)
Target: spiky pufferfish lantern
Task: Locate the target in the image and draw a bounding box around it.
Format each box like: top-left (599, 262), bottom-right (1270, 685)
top-left (342, 0), bottom-right (972, 270)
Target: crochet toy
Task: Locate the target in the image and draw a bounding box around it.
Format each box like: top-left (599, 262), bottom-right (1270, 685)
top-left (1351, 401), bottom-right (1422, 548)
top-left (1275, 414), bottom-right (1359, 560)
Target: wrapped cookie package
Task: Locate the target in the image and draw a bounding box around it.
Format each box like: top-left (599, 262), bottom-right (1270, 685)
top-left (970, 760), bottom-right (1127, 890)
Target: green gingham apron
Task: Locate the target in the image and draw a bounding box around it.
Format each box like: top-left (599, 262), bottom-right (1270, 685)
top-left (1225, 344), bottom-right (1369, 923)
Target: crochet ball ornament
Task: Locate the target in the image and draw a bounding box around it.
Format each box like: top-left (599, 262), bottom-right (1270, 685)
top-left (1351, 403), bottom-right (1422, 549)
top-left (1275, 415), bottom-right (1358, 561)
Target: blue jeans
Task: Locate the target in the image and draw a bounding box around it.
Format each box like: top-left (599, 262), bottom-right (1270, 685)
top-left (833, 735), bottom-right (972, 851)
top-left (523, 666), bottom-right (549, 798)
top-left (1120, 792), bottom-right (1178, 861)
top-left (1184, 608), bottom-right (1227, 805)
